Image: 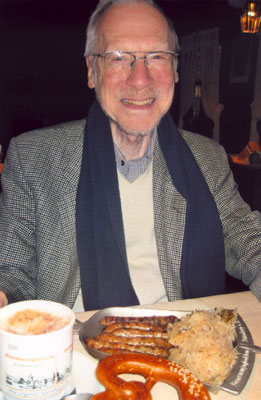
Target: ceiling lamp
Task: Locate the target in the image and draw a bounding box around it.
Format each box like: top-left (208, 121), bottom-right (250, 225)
top-left (240, 1), bottom-right (261, 33)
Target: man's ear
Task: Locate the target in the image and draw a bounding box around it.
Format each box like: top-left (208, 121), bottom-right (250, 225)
top-left (175, 71), bottom-right (179, 83)
top-left (86, 57), bottom-right (95, 89)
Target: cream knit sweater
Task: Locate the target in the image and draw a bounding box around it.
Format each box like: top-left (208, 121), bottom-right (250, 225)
top-left (117, 160), bottom-right (167, 305)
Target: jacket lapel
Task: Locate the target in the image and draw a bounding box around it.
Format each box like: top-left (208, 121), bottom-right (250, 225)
top-left (56, 126), bottom-right (84, 302)
top-left (153, 137), bottom-right (187, 301)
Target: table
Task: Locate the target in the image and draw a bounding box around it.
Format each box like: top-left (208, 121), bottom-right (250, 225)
top-left (74, 291), bottom-right (261, 400)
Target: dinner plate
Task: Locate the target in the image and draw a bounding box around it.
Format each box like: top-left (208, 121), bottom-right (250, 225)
top-left (79, 307), bottom-right (256, 395)
top-left (72, 351), bottom-right (102, 394)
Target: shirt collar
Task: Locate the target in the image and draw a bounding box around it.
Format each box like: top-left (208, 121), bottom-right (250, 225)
top-left (114, 128), bottom-right (156, 183)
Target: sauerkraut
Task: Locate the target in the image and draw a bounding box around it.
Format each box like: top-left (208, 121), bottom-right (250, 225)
top-left (167, 308), bottom-right (238, 386)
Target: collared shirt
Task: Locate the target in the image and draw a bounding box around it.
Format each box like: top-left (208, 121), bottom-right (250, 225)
top-left (114, 130), bottom-right (156, 183)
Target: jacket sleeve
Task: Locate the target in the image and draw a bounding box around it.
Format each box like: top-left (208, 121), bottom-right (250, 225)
top-left (183, 131), bottom-right (261, 301)
top-left (212, 147), bottom-right (261, 300)
top-left (0, 136), bottom-right (37, 302)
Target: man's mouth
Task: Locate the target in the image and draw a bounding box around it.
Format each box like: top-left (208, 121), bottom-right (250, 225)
top-left (121, 98), bottom-right (154, 106)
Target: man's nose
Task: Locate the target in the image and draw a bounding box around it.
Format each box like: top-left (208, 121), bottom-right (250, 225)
top-left (126, 59), bottom-right (153, 88)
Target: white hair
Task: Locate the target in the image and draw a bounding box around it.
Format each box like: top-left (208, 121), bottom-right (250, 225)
top-left (84, 0), bottom-right (180, 57)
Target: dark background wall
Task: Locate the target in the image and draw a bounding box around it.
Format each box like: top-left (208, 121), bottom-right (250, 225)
top-left (0, 0), bottom-right (260, 155)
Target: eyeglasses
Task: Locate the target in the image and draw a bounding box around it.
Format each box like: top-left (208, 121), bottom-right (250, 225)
top-left (92, 51), bottom-right (178, 72)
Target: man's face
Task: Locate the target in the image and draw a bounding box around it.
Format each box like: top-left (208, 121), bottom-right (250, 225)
top-left (86, 2), bottom-right (178, 136)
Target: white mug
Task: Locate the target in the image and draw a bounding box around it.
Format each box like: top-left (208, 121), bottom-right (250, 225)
top-left (0, 300), bottom-right (75, 400)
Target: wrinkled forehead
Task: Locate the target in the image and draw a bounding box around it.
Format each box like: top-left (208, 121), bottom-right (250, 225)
top-left (96, 2), bottom-right (170, 51)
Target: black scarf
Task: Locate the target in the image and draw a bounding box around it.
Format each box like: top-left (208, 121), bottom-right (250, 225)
top-left (76, 101), bottom-right (225, 310)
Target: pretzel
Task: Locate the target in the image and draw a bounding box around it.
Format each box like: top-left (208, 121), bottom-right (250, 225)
top-left (91, 353), bottom-right (211, 400)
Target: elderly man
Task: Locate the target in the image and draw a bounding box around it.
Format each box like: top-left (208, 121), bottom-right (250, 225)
top-left (0, 0), bottom-right (260, 310)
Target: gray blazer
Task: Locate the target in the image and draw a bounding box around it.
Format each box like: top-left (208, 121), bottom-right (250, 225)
top-left (0, 119), bottom-right (261, 307)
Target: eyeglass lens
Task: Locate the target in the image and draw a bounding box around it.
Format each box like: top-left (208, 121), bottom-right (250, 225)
top-left (102, 52), bottom-right (175, 71)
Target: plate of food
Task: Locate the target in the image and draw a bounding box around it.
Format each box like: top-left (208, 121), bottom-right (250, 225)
top-left (78, 307), bottom-right (256, 395)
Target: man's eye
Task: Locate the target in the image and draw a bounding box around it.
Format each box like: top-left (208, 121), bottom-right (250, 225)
top-left (112, 56), bottom-right (123, 62)
top-left (152, 54), bottom-right (162, 59)
top-left (151, 53), bottom-right (166, 61)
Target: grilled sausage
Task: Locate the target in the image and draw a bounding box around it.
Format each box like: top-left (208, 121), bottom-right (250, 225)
top-left (87, 338), bottom-right (170, 358)
top-left (95, 332), bottom-right (172, 348)
top-left (99, 315), bottom-right (178, 326)
top-left (103, 321), bottom-right (168, 332)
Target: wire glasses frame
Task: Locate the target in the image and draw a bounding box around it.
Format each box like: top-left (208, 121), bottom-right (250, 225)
top-left (92, 50), bottom-right (179, 71)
